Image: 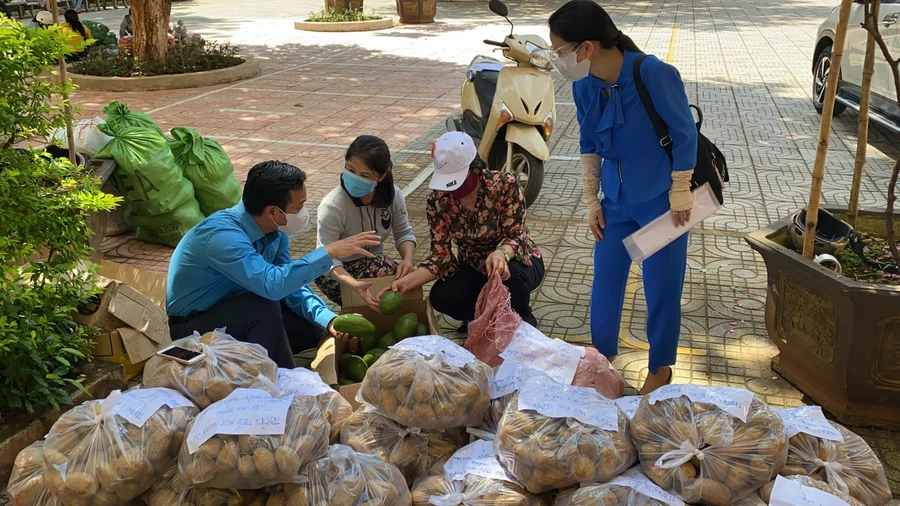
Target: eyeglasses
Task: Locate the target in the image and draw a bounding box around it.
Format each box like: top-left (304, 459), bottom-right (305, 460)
top-left (548, 42), bottom-right (581, 66)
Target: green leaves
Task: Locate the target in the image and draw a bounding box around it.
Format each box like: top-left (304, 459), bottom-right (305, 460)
top-left (0, 18), bottom-right (75, 149)
top-left (0, 150), bottom-right (114, 413)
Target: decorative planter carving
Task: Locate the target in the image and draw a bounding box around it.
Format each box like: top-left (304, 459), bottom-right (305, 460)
top-left (746, 207), bottom-right (900, 428)
top-left (396, 0), bottom-right (436, 23)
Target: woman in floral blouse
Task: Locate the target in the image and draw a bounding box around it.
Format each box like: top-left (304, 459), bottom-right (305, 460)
top-left (381, 132), bottom-right (544, 328)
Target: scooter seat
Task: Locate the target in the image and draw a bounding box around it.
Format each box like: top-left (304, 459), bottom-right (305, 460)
top-left (473, 69), bottom-right (500, 128)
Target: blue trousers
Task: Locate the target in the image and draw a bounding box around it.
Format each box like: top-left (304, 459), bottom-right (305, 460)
top-left (590, 190), bottom-right (688, 374)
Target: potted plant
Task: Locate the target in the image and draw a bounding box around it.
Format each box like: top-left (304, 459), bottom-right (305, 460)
top-left (396, 0), bottom-right (436, 24)
top-left (0, 17), bottom-right (118, 414)
top-left (746, 0), bottom-right (900, 428)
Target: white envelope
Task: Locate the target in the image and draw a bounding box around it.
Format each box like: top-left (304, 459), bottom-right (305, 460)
top-left (623, 183), bottom-right (721, 263)
top-left (768, 476), bottom-right (851, 506)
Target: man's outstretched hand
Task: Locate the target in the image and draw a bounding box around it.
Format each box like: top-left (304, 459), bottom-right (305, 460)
top-left (324, 231), bottom-right (381, 259)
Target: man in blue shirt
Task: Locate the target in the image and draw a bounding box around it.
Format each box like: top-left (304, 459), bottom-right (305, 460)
top-left (167, 160), bottom-right (381, 367)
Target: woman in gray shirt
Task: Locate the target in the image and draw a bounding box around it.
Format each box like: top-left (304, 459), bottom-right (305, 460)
top-left (315, 136), bottom-right (417, 309)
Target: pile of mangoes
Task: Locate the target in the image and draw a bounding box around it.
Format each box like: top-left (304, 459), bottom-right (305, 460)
top-left (333, 294), bottom-right (430, 385)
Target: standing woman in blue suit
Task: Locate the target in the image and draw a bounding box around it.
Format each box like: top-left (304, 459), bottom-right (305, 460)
top-left (549, 0), bottom-right (698, 394)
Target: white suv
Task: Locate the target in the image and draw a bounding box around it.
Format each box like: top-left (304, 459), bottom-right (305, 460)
top-left (814, 0), bottom-right (900, 131)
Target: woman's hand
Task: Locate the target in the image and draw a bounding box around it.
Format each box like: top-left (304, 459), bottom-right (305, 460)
top-left (589, 206), bottom-right (606, 241)
top-left (485, 250), bottom-right (510, 280)
top-left (395, 259), bottom-right (415, 280)
top-left (670, 170), bottom-right (694, 228)
top-left (672, 209), bottom-right (692, 227)
top-left (352, 279), bottom-right (381, 313)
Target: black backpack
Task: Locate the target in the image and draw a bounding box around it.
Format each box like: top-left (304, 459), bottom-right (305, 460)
top-left (633, 55), bottom-right (729, 204)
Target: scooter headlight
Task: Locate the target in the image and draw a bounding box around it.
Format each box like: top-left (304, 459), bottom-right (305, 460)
top-left (526, 42), bottom-right (551, 69)
top-left (498, 103), bottom-right (513, 130)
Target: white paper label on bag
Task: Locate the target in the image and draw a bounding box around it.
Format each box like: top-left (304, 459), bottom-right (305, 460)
top-left (186, 388), bottom-right (292, 454)
top-left (489, 360), bottom-right (550, 399)
top-left (623, 183), bottom-right (721, 264)
top-left (769, 476), bottom-right (851, 506)
top-left (649, 385), bottom-right (754, 422)
top-left (517, 376), bottom-right (619, 431)
top-left (615, 396), bottom-right (643, 420)
top-left (391, 335), bottom-right (475, 368)
top-left (775, 406), bottom-right (844, 441)
top-left (277, 367), bottom-right (333, 397)
top-left (111, 387), bottom-right (194, 427)
top-left (444, 439), bottom-right (520, 484)
top-left (609, 467), bottom-right (685, 506)
top-left (499, 323), bottom-right (585, 385)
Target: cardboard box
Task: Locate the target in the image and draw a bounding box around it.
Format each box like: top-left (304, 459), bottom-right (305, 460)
top-left (74, 261), bottom-right (171, 379)
top-left (312, 275), bottom-right (440, 408)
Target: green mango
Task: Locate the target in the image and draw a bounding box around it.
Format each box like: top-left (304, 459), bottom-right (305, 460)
top-left (363, 348), bottom-right (388, 367)
top-left (394, 312), bottom-right (419, 340)
top-left (416, 322), bottom-right (429, 336)
top-left (338, 355), bottom-right (368, 383)
top-left (379, 290), bottom-right (404, 315)
top-left (377, 332), bottom-right (399, 349)
top-left (333, 313), bottom-right (377, 340)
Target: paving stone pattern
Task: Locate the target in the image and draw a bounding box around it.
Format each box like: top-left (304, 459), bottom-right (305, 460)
top-left (62, 0), bottom-right (900, 500)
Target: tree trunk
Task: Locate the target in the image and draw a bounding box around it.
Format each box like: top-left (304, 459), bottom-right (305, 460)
top-left (131, 0), bottom-right (171, 62)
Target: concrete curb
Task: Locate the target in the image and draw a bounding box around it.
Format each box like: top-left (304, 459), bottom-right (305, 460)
top-left (294, 17), bottom-right (394, 32)
top-left (66, 57), bottom-right (261, 92)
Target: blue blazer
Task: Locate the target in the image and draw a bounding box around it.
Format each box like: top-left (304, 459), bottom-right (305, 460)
top-left (574, 51), bottom-right (697, 205)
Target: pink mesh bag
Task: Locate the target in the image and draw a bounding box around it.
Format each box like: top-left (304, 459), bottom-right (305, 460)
top-left (464, 275), bottom-right (625, 399)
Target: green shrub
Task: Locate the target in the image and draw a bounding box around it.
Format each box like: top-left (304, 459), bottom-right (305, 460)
top-left (0, 17), bottom-right (119, 414)
top-left (0, 17), bottom-right (74, 149)
top-left (306, 9), bottom-right (382, 22)
top-left (73, 38), bottom-right (243, 77)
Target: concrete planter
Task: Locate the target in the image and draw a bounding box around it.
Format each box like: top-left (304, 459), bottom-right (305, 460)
top-left (396, 0), bottom-right (436, 23)
top-left (746, 206), bottom-right (900, 428)
top-left (65, 57), bottom-right (260, 92)
top-left (294, 17), bottom-right (394, 32)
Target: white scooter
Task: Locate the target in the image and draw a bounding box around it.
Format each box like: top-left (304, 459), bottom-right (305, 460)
top-left (445, 0), bottom-right (556, 208)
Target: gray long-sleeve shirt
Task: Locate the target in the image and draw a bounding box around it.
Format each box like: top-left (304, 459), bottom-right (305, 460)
top-left (316, 185), bottom-right (417, 268)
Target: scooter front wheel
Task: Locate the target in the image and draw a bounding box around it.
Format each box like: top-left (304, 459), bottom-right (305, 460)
top-left (489, 142), bottom-right (544, 208)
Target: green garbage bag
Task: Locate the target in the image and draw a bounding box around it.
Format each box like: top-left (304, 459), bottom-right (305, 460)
top-left (169, 127), bottom-right (242, 216)
top-left (102, 101), bottom-right (165, 136)
top-left (125, 198), bottom-right (205, 248)
top-left (97, 123), bottom-right (198, 218)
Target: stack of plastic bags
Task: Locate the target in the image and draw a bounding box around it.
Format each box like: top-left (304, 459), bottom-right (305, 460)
top-left (96, 102), bottom-right (242, 247)
top-left (629, 385), bottom-right (788, 505)
top-left (494, 375), bottom-right (636, 494)
top-left (169, 127), bottom-right (242, 217)
top-left (97, 102), bottom-right (204, 247)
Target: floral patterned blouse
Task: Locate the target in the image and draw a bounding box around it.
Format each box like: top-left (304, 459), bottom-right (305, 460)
top-left (420, 167), bottom-right (541, 280)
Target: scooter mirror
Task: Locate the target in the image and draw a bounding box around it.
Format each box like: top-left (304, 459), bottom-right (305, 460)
top-left (489, 0), bottom-right (509, 18)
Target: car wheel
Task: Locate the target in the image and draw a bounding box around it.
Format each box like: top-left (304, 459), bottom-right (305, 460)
top-left (813, 45), bottom-right (847, 116)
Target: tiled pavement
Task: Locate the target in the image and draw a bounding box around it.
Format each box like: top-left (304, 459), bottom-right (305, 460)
top-left (69, 0), bottom-right (900, 499)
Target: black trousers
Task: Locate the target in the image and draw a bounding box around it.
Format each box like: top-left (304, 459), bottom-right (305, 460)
top-left (168, 293), bottom-right (326, 369)
top-left (429, 257), bottom-right (544, 327)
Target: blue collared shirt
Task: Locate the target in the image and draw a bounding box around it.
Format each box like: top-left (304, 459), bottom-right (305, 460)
top-left (573, 51), bottom-right (697, 205)
top-left (166, 201), bottom-right (336, 329)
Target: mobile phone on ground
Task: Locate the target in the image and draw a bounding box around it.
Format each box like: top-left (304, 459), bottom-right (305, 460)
top-left (156, 345), bottom-right (207, 365)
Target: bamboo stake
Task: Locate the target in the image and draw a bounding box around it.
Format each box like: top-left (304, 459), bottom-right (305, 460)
top-left (848, 0), bottom-right (880, 230)
top-left (49, 0), bottom-right (77, 165)
top-left (803, 0), bottom-right (854, 259)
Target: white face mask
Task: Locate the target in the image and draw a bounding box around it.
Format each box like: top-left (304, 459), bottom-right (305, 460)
top-left (275, 207), bottom-right (310, 235)
top-left (554, 45), bottom-right (591, 81)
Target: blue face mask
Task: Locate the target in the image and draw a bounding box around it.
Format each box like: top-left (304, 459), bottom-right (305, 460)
top-left (341, 169), bottom-right (379, 198)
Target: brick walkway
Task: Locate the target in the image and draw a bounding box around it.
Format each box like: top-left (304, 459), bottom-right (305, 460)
top-left (71, 0), bottom-right (900, 499)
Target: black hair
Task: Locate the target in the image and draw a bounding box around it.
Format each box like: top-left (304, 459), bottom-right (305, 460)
top-left (64, 10), bottom-right (87, 39)
top-left (243, 160), bottom-right (306, 215)
top-left (549, 0), bottom-right (641, 54)
top-left (342, 135), bottom-right (395, 207)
